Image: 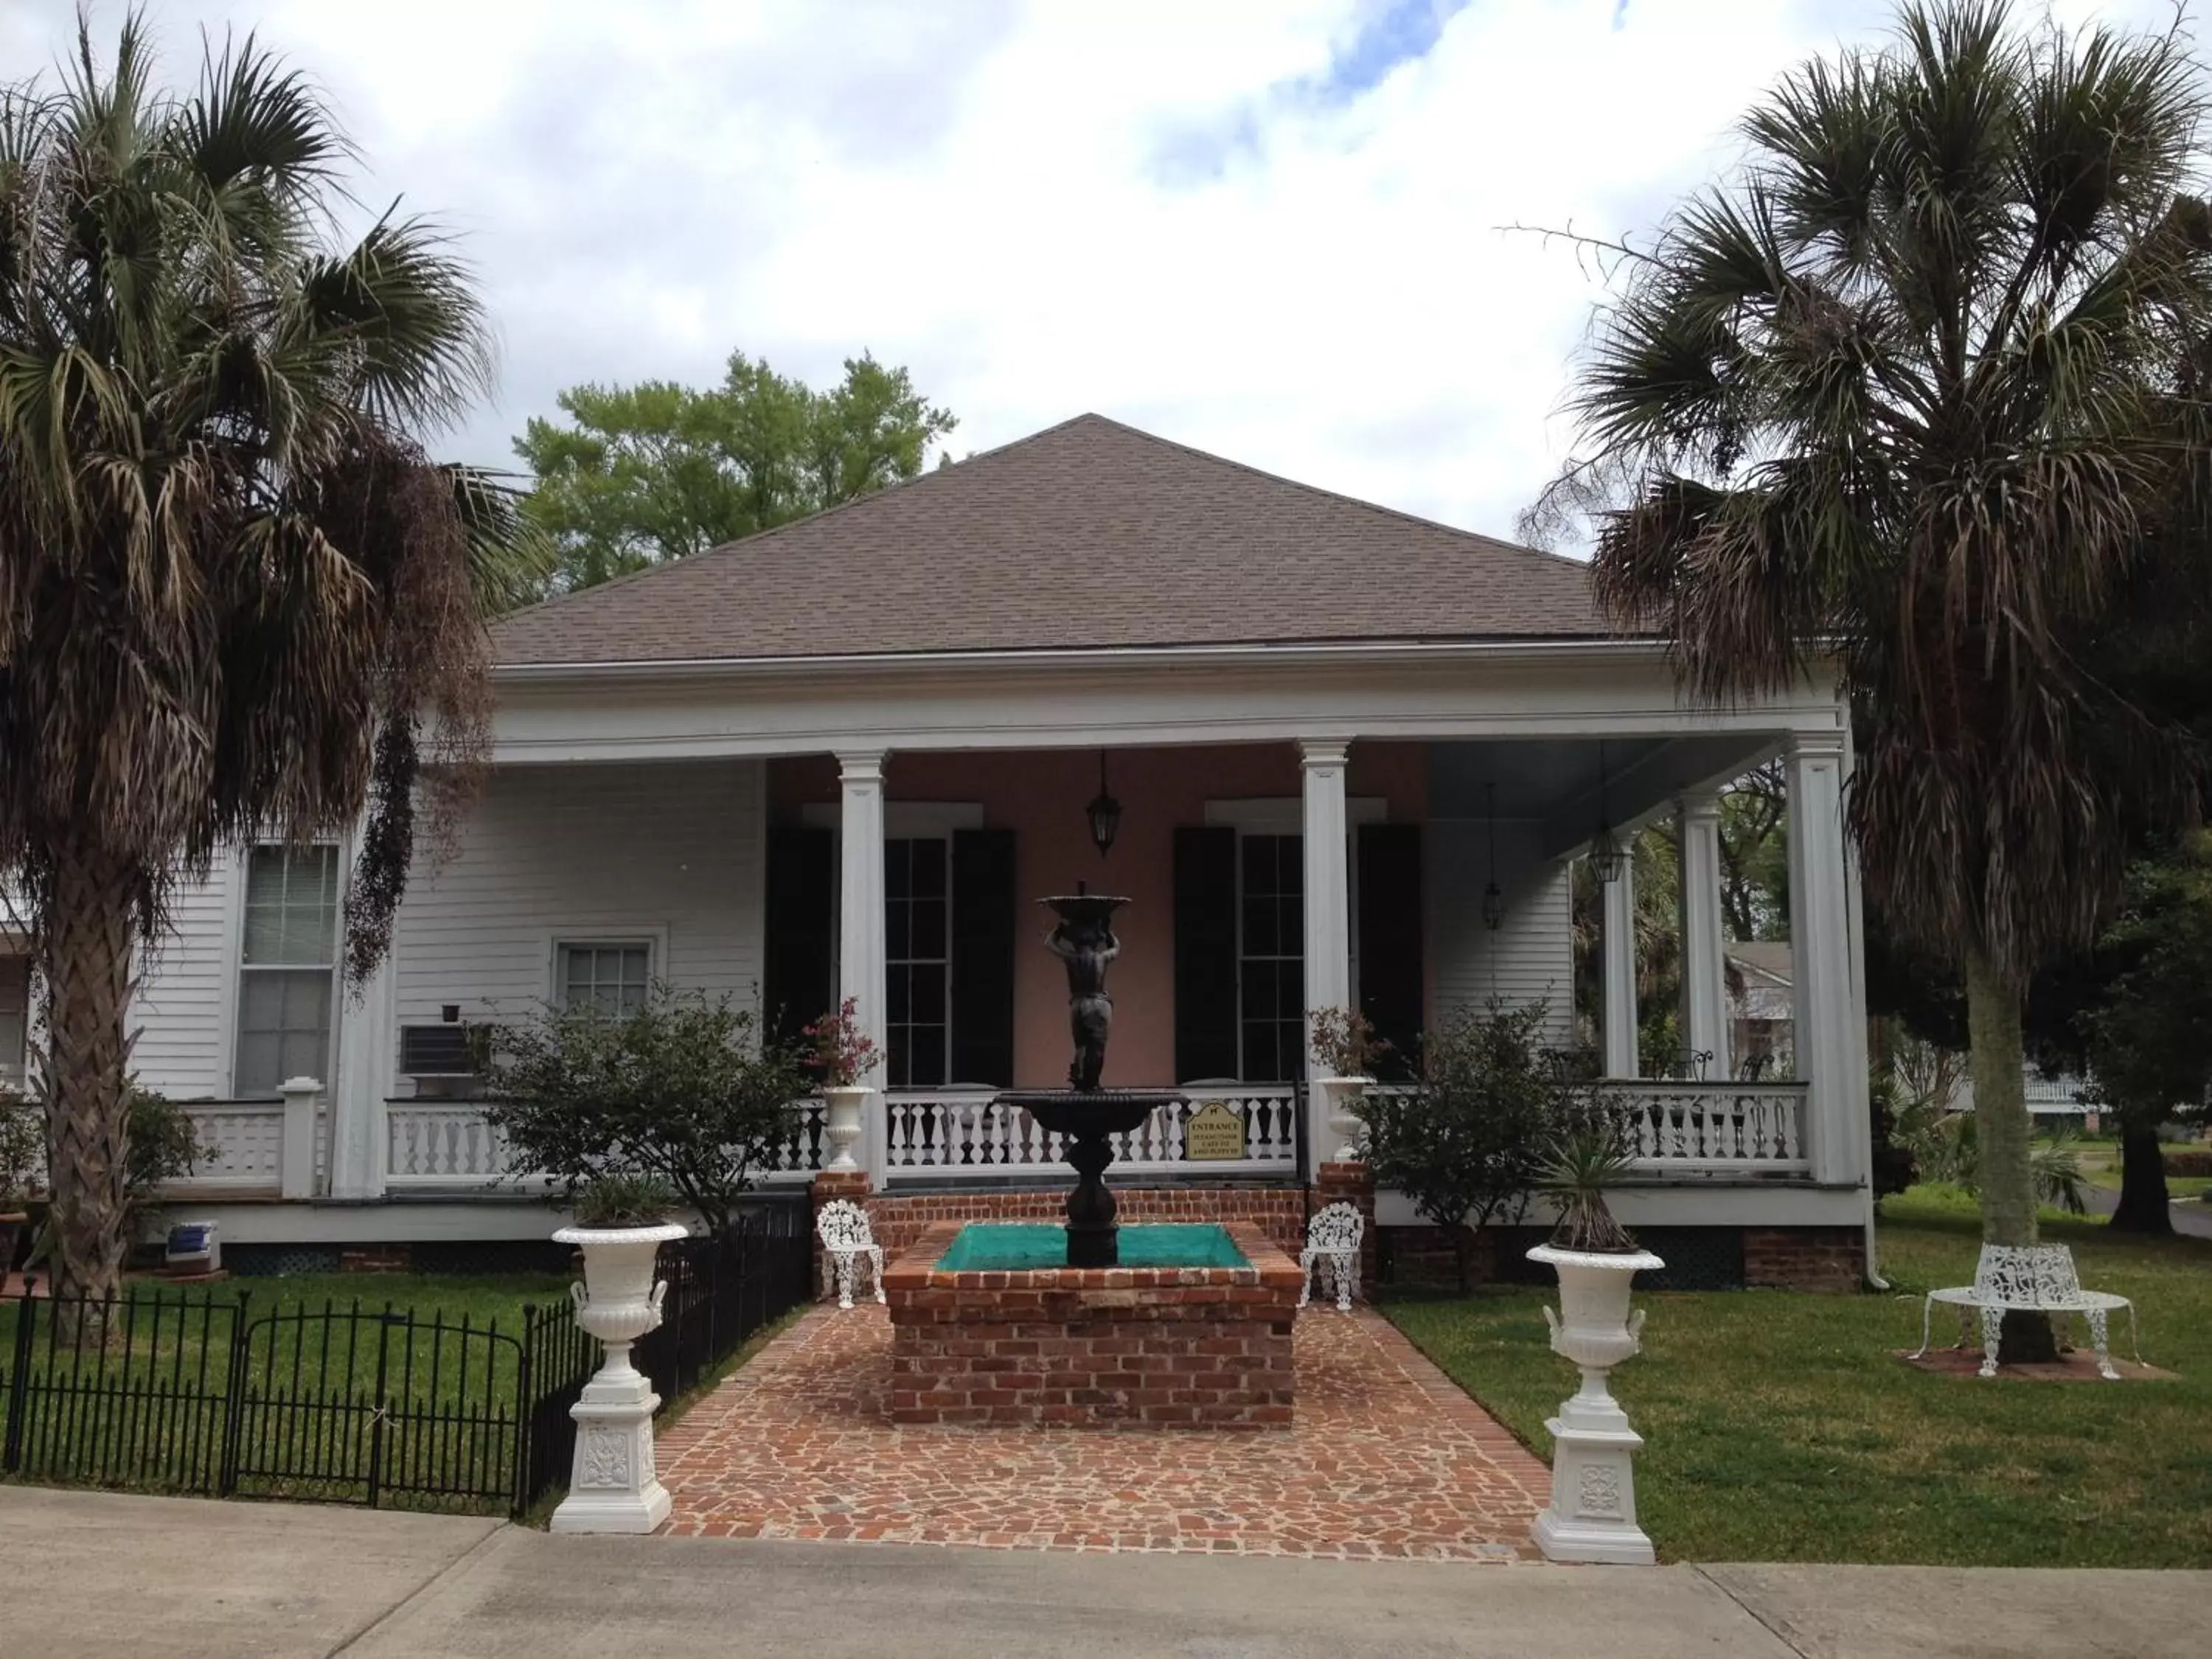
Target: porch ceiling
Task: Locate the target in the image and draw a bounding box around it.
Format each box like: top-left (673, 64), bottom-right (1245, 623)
top-left (1428, 734), bottom-right (1778, 857)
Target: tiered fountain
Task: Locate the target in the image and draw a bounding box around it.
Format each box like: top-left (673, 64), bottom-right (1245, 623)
top-left (879, 886), bottom-right (1306, 1428)
top-left (990, 889), bottom-right (1185, 1267)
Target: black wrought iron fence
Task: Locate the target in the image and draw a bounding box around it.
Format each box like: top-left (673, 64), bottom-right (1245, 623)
top-left (635, 1206), bottom-right (814, 1402)
top-left (0, 1208), bottom-right (811, 1517)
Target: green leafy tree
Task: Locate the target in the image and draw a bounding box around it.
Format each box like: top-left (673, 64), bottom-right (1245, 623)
top-left (1359, 1000), bottom-right (1578, 1290)
top-left (1717, 762), bottom-right (1790, 942)
top-left (514, 351), bottom-right (956, 593)
top-left (1541, 2), bottom-right (2212, 1360)
top-left (1570, 825), bottom-right (1686, 1072)
top-left (484, 986), bottom-right (807, 1242)
top-left (2065, 835), bottom-right (2212, 1233)
top-left (0, 21), bottom-right (525, 1306)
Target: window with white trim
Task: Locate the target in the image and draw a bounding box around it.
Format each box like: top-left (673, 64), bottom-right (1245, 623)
top-left (884, 837), bottom-right (949, 1087)
top-left (235, 844), bottom-right (340, 1096)
top-left (557, 942), bottom-right (653, 1015)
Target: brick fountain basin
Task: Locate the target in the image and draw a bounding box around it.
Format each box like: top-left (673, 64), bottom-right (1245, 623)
top-left (883, 1220), bottom-right (1304, 1428)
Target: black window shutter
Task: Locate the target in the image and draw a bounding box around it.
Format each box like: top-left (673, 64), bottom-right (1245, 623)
top-left (950, 827), bottom-right (1017, 1087)
top-left (1357, 822), bottom-right (1424, 1080)
top-left (763, 824), bottom-right (835, 1050)
top-left (1173, 825), bottom-right (1239, 1082)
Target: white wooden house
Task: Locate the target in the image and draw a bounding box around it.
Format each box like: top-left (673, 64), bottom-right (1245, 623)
top-left (89, 414), bottom-right (1873, 1284)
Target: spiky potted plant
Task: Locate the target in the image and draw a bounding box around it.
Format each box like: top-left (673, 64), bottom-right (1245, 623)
top-left (1523, 1110), bottom-right (1666, 1565)
top-left (557, 1168), bottom-right (686, 1336)
top-left (1527, 1119), bottom-right (1664, 1354)
top-left (1308, 1006), bottom-right (1390, 1164)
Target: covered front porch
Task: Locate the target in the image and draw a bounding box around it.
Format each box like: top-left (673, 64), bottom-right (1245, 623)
top-left (161, 634), bottom-right (1871, 1276)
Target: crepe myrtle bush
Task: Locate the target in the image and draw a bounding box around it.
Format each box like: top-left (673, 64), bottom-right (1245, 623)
top-left (484, 984), bottom-right (807, 1242)
top-left (1359, 999), bottom-right (1595, 1290)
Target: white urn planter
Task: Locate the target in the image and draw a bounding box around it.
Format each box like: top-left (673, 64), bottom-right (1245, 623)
top-left (1526, 1242), bottom-right (1666, 1566)
top-left (821, 1084), bottom-right (869, 1173)
top-left (549, 1220), bottom-right (690, 1535)
top-left (1313, 1075), bottom-right (1368, 1164)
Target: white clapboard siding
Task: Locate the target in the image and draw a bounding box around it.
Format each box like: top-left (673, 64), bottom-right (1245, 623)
top-left (128, 858), bottom-right (240, 1098)
top-left (394, 758), bottom-right (765, 1032)
top-left (1427, 820), bottom-right (1576, 1041)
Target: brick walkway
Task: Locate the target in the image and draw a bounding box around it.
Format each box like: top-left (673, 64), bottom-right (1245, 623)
top-left (657, 1304), bottom-right (1549, 1560)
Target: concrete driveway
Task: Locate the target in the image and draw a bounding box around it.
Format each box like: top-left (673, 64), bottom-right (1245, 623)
top-left (3, 1486), bottom-right (2204, 1659)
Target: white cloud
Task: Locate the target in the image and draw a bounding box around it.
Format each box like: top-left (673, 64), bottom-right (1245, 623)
top-left (4, 0), bottom-right (2187, 540)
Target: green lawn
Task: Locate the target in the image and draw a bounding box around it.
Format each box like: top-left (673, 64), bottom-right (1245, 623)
top-left (1382, 1189), bottom-right (2212, 1567)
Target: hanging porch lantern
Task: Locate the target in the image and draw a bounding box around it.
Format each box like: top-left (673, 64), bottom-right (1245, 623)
top-left (1590, 741), bottom-right (1626, 885)
top-left (1481, 781), bottom-right (1507, 931)
top-left (1086, 750), bottom-right (1121, 858)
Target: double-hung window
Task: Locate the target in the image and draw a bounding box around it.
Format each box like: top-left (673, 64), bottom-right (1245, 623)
top-left (235, 845), bottom-right (340, 1097)
top-left (883, 837), bottom-right (950, 1087)
top-left (557, 942), bottom-right (653, 1015)
top-left (1238, 833), bottom-right (1305, 1082)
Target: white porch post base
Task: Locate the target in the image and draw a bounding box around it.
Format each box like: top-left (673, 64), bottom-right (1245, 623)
top-left (1532, 1372), bottom-right (1655, 1566)
top-left (549, 1348), bottom-right (669, 1535)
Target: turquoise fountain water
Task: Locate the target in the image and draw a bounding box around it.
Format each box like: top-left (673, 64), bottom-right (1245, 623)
top-left (937, 1222), bottom-right (1246, 1272)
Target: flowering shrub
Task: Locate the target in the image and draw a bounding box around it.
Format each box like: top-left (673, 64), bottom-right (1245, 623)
top-left (801, 996), bottom-right (880, 1088)
top-left (1307, 1006), bottom-right (1391, 1079)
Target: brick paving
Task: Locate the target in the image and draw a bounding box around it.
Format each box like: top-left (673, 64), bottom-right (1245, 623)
top-left (657, 1304), bottom-right (1549, 1560)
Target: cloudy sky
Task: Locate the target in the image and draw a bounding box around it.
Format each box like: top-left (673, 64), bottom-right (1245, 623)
top-left (1, 0), bottom-right (2182, 542)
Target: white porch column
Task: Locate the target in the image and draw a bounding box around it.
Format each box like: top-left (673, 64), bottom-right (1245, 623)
top-left (1300, 740), bottom-right (1353, 1166)
top-left (1786, 731), bottom-right (1858, 1184)
top-left (1675, 790), bottom-right (1731, 1081)
top-left (838, 751), bottom-right (890, 1186)
top-left (1601, 858), bottom-right (1639, 1079)
top-left (330, 947), bottom-right (394, 1200)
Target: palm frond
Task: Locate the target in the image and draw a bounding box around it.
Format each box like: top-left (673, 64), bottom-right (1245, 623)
top-left (1548, 0), bottom-right (2212, 986)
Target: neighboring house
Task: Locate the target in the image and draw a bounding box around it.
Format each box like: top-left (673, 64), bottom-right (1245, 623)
top-left (114, 414), bottom-right (1873, 1284)
top-left (1726, 941), bottom-right (1796, 1079)
top-left (1952, 1069), bottom-right (2098, 1124)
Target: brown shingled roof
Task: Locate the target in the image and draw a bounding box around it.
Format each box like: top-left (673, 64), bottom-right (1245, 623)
top-left (491, 413), bottom-right (1612, 666)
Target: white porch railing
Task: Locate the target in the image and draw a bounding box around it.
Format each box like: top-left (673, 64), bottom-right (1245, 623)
top-left (175, 1099), bottom-right (288, 1191)
top-left (175, 1082), bottom-right (1812, 1197)
top-left (382, 1098), bottom-right (830, 1190)
top-left (384, 1102), bottom-right (516, 1188)
top-left (881, 1085), bottom-right (1301, 1178)
top-left (1596, 1079), bottom-right (1812, 1175)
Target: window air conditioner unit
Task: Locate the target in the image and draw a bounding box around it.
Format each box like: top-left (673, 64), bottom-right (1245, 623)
top-left (398, 1023), bottom-right (479, 1078)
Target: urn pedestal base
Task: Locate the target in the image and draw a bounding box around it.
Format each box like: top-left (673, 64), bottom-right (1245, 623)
top-left (1531, 1374), bottom-right (1654, 1565)
top-left (549, 1354), bottom-right (669, 1535)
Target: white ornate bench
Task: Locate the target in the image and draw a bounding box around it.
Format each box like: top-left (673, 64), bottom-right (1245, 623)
top-left (815, 1199), bottom-right (886, 1310)
top-left (1912, 1242), bottom-right (2139, 1380)
top-left (1298, 1201), bottom-right (1364, 1312)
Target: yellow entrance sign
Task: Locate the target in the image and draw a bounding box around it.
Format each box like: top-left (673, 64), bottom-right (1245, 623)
top-left (1183, 1099), bottom-right (1246, 1161)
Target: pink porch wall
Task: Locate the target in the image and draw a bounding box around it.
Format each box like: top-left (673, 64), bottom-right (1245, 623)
top-left (771, 744), bottom-right (1426, 1088)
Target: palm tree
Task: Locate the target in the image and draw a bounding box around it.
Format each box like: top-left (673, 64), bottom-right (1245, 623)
top-left (0, 19), bottom-right (532, 1305)
top-left (1541, 2), bottom-right (2212, 1358)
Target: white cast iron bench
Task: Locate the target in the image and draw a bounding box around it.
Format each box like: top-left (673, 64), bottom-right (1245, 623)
top-left (1298, 1201), bottom-right (1364, 1312)
top-left (815, 1199), bottom-right (886, 1310)
top-left (1912, 1242), bottom-right (2140, 1380)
